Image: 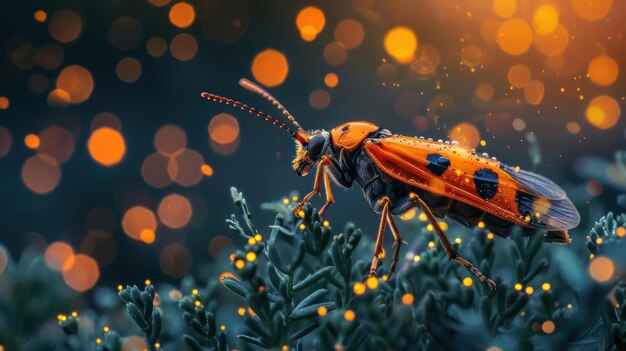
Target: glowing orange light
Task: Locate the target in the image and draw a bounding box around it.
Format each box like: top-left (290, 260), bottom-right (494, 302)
top-left (541, 320), bottom-right (555, 334)
top-left (324, 73), bottom-right (339, 88)
top-left (507, 64), bottom-right (531, 88)
top-left (44, 242), bottom-right (75, 271)
top-left (449, 123), bottom-right (480, 150)
top-left (534, 24), bottom-right (569, 56)
top-left (56, 65), bottom-right (94, 104)
top-left (169, 2), bottom-right (195, 28)
top-left (251, 49), bottom-right (289, 87)
top-left (585, 95), bottom-right (620, 130)
top-left (571, 0), bottom-right (613, 21)
top-left (201, 164), bottom-right (214, 176)
top-left (158, 193), bottom-right (193, 229)
top-left (0, 97), bottom-right (9, 110)
top-left (497, 18), bottom-right (533, 55)
top-left (140, 229), bottom-right (156, 244)
top-left (589, 256), bottom-right (614, 282)
top-left (21, 154), bottom-right (61, 194)
top-left (296, 7), bottom-right (325, 41)
top-left (524, 80), bottom-right (545, 105)
top-left (209, 113), bottom-right (240, 145)
top-left (34, 10), bottom-right (47, 22)
top-left (122, 206), bottom-right (158, 240)
top-left (384, 27), bottom-right (418, 63)
top-left (401, 293), bottom-right (415, 305)
top-left (24, 134), bottom-right (40, 149)
top-left (588, 55), bottom-right (619, 87)
top-left (47, 89), bottom-right (71, 108)
top-left (532, 4), bottom-right (559, 35)
top-left (62, 254), bottom-right (100, 292)
top-left (88, 127), bottom-right (126, 166)
top-left (492, 0), bottom-right (517, 18)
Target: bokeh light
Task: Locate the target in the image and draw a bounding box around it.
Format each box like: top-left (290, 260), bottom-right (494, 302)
top-left (168, 149), bottom-right (205, 186)
top-left (251, 49), bottom-right (289, 87)
top-left (507, 64), bottom-right (531, 88)
top-left (169, 2), bottom-right (195, 28)
top-left (47, 89), bottom-right (71, 108)
top-left (36, 43), bottom-right (64, 71)
top-left (0, 127), bottom-right (11, 158)
top-left (38, 125), bottom-right (75, 164)
top-left (158, 193), bottom-right (193, 229)
top-left (532, 4), bottom-right (559, 35)
top-left (0, 97), bottom-right (9, 110)
top-left (585, 95), bottom-right (621, 130)
top-left (449, 123), bottom-right (480, 150)
top-left (323, 42), bottom-right (348, 66)
top-left (587, 55), bottom-right (619, 87)
top-left (309, 89), bottom-right (331, 110)
top-left (21, 154), bottom-right (61, 194)
top-left (122, 206), bottom-right (158, 240)
top-left (147, 37), bottom-right (167, 58)
top-left (170, 33), bottom-right (197, 61)
top-left (48, 10), bottom-right (83, 44)
top-left (108, 17), bottom-right (142, 51)
top-left (384, 27), bottom-right (418, 63)
top-left (524, 80), bottom-right (545, 105)
top-left (324, 73), bottom-right (339, 88)
top-left (571, 0), bottom-right (613, 21)
top-left (534, 24), bottom-right (569, 56)
top-left (142, 152), bottom-right (174, 188)
top-left (334, 19), bottom-right (364, 49)
top-left (492, 0), bottom-right (517, 18)
top-left (296, 7), bottom-right (325, 41)
top-left (497, 18), bottom-right (533, 55)
top-left (56, 65), bottom-right (94, 104)
top-left (81, 231), bottom-right (118, 266)
top-left (116, 57), bottom-right (142, 83)
top-left (155, 124), bottom-right (187, 156)
top-left (44, 242), bottom-right (74, 271)
top-left (88, 127), bottom-right (126, 166)
top-left (209, 113), bottom-right (240, 145)
top-left (589, 256), bottom-right (614, 282)
top-left (92, 112), bottom-right (122, 131)
top-left (62, 254), bottom-right (99, 292)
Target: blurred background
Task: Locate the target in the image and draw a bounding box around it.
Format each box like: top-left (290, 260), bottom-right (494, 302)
top-left (0, 0), bottom-right (624, 293)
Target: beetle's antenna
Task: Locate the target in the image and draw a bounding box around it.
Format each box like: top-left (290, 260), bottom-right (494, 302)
top-left (238, 78), bottom-right (307, 137)
top-left (200, 92), bottom-right (309, 145)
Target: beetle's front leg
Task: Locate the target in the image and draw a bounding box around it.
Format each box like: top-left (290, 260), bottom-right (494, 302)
top-left (293, 156), bottom-right (331, 216)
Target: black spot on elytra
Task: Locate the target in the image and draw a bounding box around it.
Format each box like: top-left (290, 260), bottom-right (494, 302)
top-left (341, 125), bottom-right (349, 131)
top-left (473, 168), bottom-right (499, 200)
top-left (426, 153), bottom-right (450, 176)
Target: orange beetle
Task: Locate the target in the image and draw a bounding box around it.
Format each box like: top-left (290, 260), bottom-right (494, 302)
top-left (201, 79), bottom-right (580, 289)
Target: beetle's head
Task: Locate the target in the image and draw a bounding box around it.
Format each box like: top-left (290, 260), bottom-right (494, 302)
top-left (292, 131), bottom-right (329, 176)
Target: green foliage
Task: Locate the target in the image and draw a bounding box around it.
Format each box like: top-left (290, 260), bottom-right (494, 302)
top-left (1, 188), bottom-right (624, 350)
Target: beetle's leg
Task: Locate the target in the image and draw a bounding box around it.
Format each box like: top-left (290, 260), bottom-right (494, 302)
top-left (293, 156), bottom-right (328, 216)
top-left (385, 212), bottom-right (405, 279)
top-left (411, 193), bottom-right (497, 290)
top-left (318, 169), bottom-right (335, 216)
top-left (369, 197), bottom-right (390, 277)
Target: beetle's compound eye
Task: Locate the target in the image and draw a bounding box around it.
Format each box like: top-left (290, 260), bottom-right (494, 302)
top-left (306, 134), bottom-right (325, 159)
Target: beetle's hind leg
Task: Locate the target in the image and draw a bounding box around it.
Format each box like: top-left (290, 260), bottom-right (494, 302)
top-left (369, 197), bottom-right (390, 277)
top-left (410, 193), bottom-right (497, 290)
top-left (385, 212), bottom-right (405, 279)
